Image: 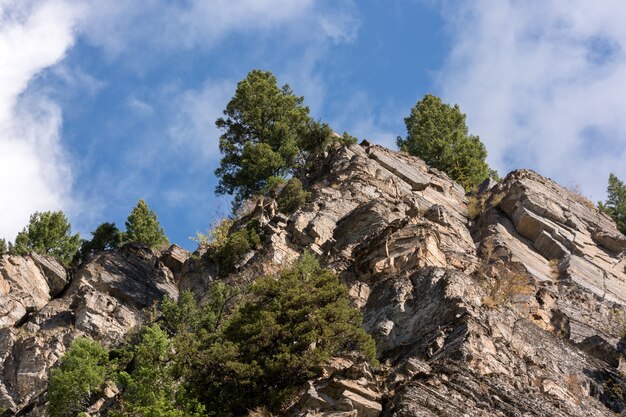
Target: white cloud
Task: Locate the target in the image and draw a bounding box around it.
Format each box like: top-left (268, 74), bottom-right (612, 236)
top-left (78, 0), bottom-right (320, 58)
top-left (438, 0), bottom-right (626, 200)
top-left (0, 0), bottom-right (80, 240)
top-left (168, 80), bottom-right (234, 165)
top-left (126, 96), bottom-right (154, 117)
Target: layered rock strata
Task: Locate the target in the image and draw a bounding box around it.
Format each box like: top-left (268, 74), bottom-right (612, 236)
top-left (2, 143), bottom-right (626, 417)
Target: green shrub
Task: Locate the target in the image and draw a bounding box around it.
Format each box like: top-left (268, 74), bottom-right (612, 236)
top-left (339, 131), bottom-right (358, 145)
top-left (213, 220), bottom-right (263, 276)
top-left (277, 178), bottom-right (310, 214)
top-left (113, 325), bottom-right (206, 417)
top-left (194, 253), bottom-right (377, 414)
top-left (79, 222), bottom-right (124, 262)
top-left (192, 218), bottom-right (233, 250)
top-left (47, 338), bottom-right (109, 417)
top-left (467, 195), bottom-right (485, 220)
top-left (12, 211), bottom-right (80, 267)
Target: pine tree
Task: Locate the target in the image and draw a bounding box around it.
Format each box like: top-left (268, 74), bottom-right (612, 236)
top-left (79, 222), bottom-right (124, 262)
top-left (0, 239), bottom-right (7, 256)
top-left (214, 70), bottom-right (331, 209)
top-left (397, 94), bottom-right (493, 190)
top-left (194, 253), bottom-right (376, 414)
top-left (12, 211), bottom-right (81, 267)
top-left (124, 199), bottom-right (168, 248)
top-left (599, 173), bottom-right (626, 235)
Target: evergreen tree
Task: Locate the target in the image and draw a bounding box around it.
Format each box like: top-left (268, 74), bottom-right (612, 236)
top-left (79, 222), bottom-right (124, 261)
top-left (124, 199), bottom-right (168, 248)
top-left (115, 325), bottom-right (206, 417)
top-left (277, 177), bottom-right (310, 214)
top-left (215, 70), bottom-right (327, 208)
top-left (599, 173), bottom-right (626, 235)
top-left (397, 94), bottom-right (492, 190)
top-left (12, 211), bottom-right (80, 267)
top-left (194, 253), bottom-right (376, 414)
top-left (47, 338), bottom-right (109, 417)
top-left (0, 239), bottom-right (7, 256)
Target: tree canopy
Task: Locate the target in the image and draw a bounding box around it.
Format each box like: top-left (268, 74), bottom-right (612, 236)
top-left (214, 70), bottom-right (346, 209)
top-left (192, 252), bottom-right (376, 414)
top-left (214, 70), bottom-right (311, 205)
top-left (124, 199), bottom-right (168, 248)
top-left (48, 338), bottom-right (109, 417)
top-left (12, 211), bottom-right (81, 267)
top-left (79, 222), bottom-right (124, 262)
top-left (397, 94), bottom-right (493, 190)
top-left (599, 173), bottom-right (626, 235)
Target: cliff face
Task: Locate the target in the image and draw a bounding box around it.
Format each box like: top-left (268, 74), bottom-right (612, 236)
top-left (0, 245), bottom-right (180, 415)
top-left (2, 142), bottom-right (626, 416)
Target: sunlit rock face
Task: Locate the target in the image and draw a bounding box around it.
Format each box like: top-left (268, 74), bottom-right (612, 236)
top-left (2, 142), bottom-right (626, 416)
top-left (0, 244), bottom-right (178, 415)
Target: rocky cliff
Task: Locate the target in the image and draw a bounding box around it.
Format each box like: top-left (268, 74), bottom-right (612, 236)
top-left (2, 142), bottom-right (626, 416)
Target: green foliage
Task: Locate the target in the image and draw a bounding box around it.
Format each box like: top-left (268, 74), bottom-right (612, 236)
top-left (467, 195), bottom-right (486, 220)
top-left (47, 338), bottom-right (109, 417)
top-left (215, 70), bottom-right (313, 207)
top-left (340, 131), bottom-right (358, 145)
top-left (194, 253), bottom-right (377, 414)
top-left (12, 211), bottom-right (80, 267)
top-left (277, 178), bottom-right (311, 214)
top-left (161, 285), bottom-right (238, 337)
top-left (298, 120), bottom-right (335, 154)
top-left (213, 220), bottom-right (263, 276)
top-left (47, 257), bottom-right (376, 417)
top-left (488, 168), bottom-right (501, 182)
top-left (0, 239), bottom-right (6, 256)
top-left (79, 222), bottom-right (124, 261)
top-left (192, 219), bottom-right (233, 250)
top-left (599, 173), bottom-right (626, 235)
top-left (397, 94), bottom-right (491, 190)
top-left (114, 325), bottom-right (206, 417)
top-left (124, 199), bottom-right (169, 248)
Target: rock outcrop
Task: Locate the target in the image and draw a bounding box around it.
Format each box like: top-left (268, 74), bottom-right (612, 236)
top-left (227, 143), bottom-right (626, 416)
top-left (2, 142), bottom-right (626, 416)
top-left (0, 244), bottom-right (178, 415)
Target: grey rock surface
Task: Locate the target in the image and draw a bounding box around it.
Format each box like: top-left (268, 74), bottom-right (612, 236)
top-left (0, 245), bottom-right (178, 415)
top-left (3, 143), bottom-right (626, 416)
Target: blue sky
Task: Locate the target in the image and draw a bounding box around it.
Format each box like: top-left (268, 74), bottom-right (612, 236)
top-left (3, 1), bottom-right (626, 250)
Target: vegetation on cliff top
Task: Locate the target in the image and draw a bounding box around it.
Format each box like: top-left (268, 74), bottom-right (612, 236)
top-left (11, 211), bottom-right (81, 268)
top-left (214, 69), bottom-right (354, 211)
top-left (599, 173), bottom-right (626, 235)
top-left (397, 94), bottom-right (496, 190)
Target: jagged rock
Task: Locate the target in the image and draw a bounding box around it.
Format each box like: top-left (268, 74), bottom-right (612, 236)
top-left (292, 361), bottom-right (383, 417)
top-left (4, 143), bottom-right (626, 416)
top-left (29, 253), bottom-right (68, 296)
top-left (0, 254), bottom-right (66, 328)
top-left (160, 244), bottom-right (190, 280)
top-left (0, 245), bottom-right (177, 414)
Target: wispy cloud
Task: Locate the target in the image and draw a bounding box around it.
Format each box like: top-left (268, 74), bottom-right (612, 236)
top-left (168, 80), bottom-right (234, 165)
top-left (0, 0), bottom-right (81, 240)
top-left (438, 0), bottom-right (626, 200)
